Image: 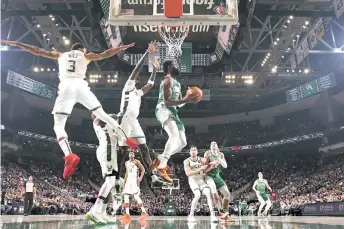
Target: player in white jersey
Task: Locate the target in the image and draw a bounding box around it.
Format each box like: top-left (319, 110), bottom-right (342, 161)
top-left (86, 114), bottom-right (122, 224)
top-left (183, 146), bottom-right (217, 223)
top-left (120, 151), bottom-right (148, 221)
top-left (116, 42), bottom-right (160, 185)
top-left (1, 40), bottom-right (138, 179)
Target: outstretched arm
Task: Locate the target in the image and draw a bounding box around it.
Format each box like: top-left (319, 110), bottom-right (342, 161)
top-left (1, 40), bottom-right (60, 59)
top-left (85, 43), bottom-right (134, 61)
top-left (141, 56), bottom-right (158, 95)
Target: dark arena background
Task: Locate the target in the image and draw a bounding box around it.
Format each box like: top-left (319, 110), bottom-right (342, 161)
top-left (1, 0), bottom-right (344, 228)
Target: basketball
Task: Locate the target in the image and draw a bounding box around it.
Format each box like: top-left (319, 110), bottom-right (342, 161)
top-left (187, 86), bottom-right (203, 102)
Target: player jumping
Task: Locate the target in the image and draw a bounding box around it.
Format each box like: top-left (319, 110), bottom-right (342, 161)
top-left (116, 41), bottom-right (161, 186)
top-left (120, 151), bottom-right (148, 221)
top-left (152, 60), bottom-right (197, 183)
top-left (204, 141), bottom-right (232, 221)
top-left (1, 40), bottom-right (138, 179)
top-left (252, 172), bottom-right (272, 216)
top-left (86, 114), bottom-right (122, 224)
top-left (184, 146), bottom-right (218, 223)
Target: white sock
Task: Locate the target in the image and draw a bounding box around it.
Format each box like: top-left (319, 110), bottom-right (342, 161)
top-left (59, 138), bottom-right (72, 156)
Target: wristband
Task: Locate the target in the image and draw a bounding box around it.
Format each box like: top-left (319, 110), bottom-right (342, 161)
top-left (148, 80), bottom-right (155, 85)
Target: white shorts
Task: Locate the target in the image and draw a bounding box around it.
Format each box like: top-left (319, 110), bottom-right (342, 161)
top-left (118, 115), bottom-right (146, 146)
top-left (123, 179), bottom-right (140, 195)
top-left (52, 78), bottom-right (101, 115)
top-left (205, 176), bottom-right (217, 194)
top-left (189, 177), bottom-right (209, 194)
top-left (96, 142), bottom-right (118, 177)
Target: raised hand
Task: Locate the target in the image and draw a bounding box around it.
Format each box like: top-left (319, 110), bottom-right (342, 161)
top-left (119, 42), bottom-right (135, 50)
top-left (148, 40), bottom-right (159, 53)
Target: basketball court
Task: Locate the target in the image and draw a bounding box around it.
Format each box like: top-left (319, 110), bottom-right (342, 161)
top-left (1, 215), bottom-right (344, 228)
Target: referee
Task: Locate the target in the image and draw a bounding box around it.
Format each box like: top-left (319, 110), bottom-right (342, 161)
top-left (21, 176), bottom-right (36, 216)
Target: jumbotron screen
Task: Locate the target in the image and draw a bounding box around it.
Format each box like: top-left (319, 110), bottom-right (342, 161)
top-left (286, 73), bottom-right (336, 103)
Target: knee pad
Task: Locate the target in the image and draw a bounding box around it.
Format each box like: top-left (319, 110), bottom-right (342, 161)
top-left (219, 186), bottom-right (230, 199)
top-left (53, 114), bottom-right (68, 139)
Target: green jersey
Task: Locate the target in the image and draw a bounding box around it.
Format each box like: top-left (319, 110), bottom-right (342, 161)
top-left (157, 76), bottom-right (181, 108)
top-left (255, 179), bottom-right (267, 195)
top-left (207, 153), bottom-right (221, 177)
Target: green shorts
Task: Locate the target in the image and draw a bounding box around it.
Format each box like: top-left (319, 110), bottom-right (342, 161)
top-left (257, 192), bottom-right (269, 202)
top-left (207, 175), bottom-right (226, 190)
top-left (155, 104), bottom-right (184, 131)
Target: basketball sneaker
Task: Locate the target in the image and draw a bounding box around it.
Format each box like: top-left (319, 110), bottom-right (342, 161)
top-left (86, 211), bottom-right (107, 224)
top-left (119, 214), bottom-right (131, 221)
top-left (139, 212), bottom-right (149, 220)
top-left (151, 156), bottom-right (173, 183)
top-left (63, 153), bottom-right (80, 179)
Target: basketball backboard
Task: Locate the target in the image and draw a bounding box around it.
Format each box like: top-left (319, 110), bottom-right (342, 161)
top-left (109, 0), bottom-right (238, 26)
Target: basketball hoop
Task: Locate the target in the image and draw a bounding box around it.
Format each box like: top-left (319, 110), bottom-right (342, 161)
top-left (158, 25), bottom-right (189, 57)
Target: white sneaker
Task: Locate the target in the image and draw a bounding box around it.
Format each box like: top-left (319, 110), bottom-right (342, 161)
top-left (86, 211), bottom-right (107, 224)
top-left (187, 215), bottom-right (196, 222)
top-left (102, 214), bottom-right (117, 223)
top-left (210, 213), bottom-right (218, 222)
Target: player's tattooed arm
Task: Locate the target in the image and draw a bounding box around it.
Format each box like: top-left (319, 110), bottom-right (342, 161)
top-left (217, 152), bottom-right (227, 168)
top-left (1, 40), bottom-right (60, 59)
top-left (135, 160), bottom-right (145, 182)
top-left (85, 42), bottom-right (135, 61)
top-left (141, 56), bottom-right (158, 95)
top-left (184, 159), bottom-right (207, 176)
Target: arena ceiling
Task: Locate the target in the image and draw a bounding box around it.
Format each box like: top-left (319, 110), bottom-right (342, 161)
top-left (1, 0), bottom-right (344, 102)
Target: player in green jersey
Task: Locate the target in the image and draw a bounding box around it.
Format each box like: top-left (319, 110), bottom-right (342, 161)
top-left (151, 60), bottom-right (197, 183)
top-left (204, 141), bottom-right (231, 221)
top-left (252, 172), bottom-right (272, 216)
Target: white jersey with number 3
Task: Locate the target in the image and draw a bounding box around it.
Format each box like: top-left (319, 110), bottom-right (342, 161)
top-left (58, 50), bottom-right (90, 81)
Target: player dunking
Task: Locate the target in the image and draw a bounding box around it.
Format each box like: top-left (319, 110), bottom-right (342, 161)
top-left (184, 146), bottom-right (217, 222)
top-left (204, 141), bottom-right (231, 221)
top-left (152, 60), bottom-right (197, 183)
top-left (252, 172), bottom-right (273, 216)
top-left (86, 114), bottom-right (121, 224)
top-left (120, 151), bottom-right (148, 221)
top-left (116, 41), bottom-right (160, 185)
top-left (1, 40), bottom-right (138, 179)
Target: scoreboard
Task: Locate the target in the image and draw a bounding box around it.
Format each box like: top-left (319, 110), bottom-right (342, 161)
top-left (286, 73), bottom-right (336, 103)
top-left (148, 42), bottom-right (192, 73)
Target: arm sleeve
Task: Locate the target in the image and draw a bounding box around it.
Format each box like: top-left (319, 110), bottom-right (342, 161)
top-left (124, 79), bottom-right (136, 92)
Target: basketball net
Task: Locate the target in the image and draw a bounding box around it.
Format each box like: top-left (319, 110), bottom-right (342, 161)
top-left (158, 25), bottom-right (189, 57)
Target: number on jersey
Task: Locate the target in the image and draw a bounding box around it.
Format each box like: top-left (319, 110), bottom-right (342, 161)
top-left (67, 60), bottom-right (76, 72)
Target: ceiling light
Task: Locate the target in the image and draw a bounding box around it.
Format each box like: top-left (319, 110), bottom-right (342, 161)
top-left (302, 25), bottom-right (306, 29)
top-left (261, 63), bottom-right (264, 66)
top-left (281, 55), bottom-right (285, 58)
top-left (289, 16), bottom-right (293, 19)
top-left (274, 41), bottom-right (277, 45)
top-left (52, 17), bottom-right (55, 21)
top-left (287, 69), bottom-right (289, 72)
top-left (36, 24), bottom-right (40, 28)
top-left (305, 21), bottom-right (309, 25)
top-left (296, 34), bottom-right (300, 38)
top-left (299, 70), bottom-right (302, 73)
top-left (287, 48), bottom-right (291, 50)
top-left (49, 15), bottom-right (53, 18)
top-left (292, 70), bottom-right (295, 73)
top-left (53, 68), bottom-right (56, 71)
top-left (43, 33), bottom-right (46, 37)
top-left (64, 39), bottom-right (70, 45)
top-left (276, 38), bottom-right (280, 41)
top-left (245, 79), bottom-right (253, 84)
top-left (47, 68), bottom-right (51, 71)
top-left (46, 38), bottom-right (50, 41)
top-left (63, 36), bottom-right (66, 40)
top-left (304, 68), bottom-right (309, 74)
top-left (55, 24), bottom-right (59, 26)
top-left (271, 67), bottom-right (277, 73)
top-left (33, 67), bottom-right (39, 72)
top-left (267, 53), bottom-right (270, 56)
top-left (287, 20), bottom-right (290, 23)
top-left (283, 25), bottom-right (287, 28)
top-left (40, 68), bottom-right (44, 72)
